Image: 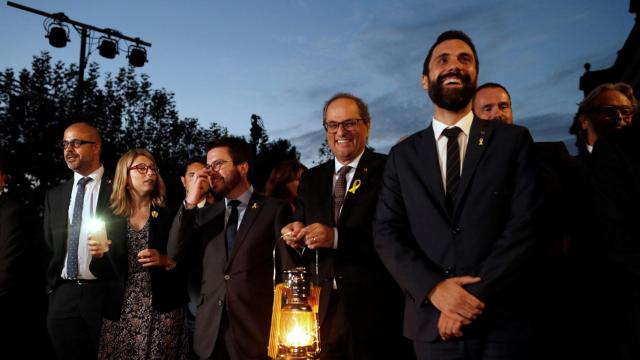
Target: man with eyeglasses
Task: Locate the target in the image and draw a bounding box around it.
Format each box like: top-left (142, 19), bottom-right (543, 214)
top-left (43, 122), bottom-right (113, 360)
top-left (374, 30), bottom-right (540, 359)
top-left (591, 114), bottom-right (640, 360)
top-left (280, 93), bottom-right (411, 359)
top-left (571, 82), bottom-right (637, 165)
top-left (168, 136), bottom-right (293, 360)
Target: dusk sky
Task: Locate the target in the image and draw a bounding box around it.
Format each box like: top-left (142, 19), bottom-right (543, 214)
top-left (1, 0), bottom-right (634, 165)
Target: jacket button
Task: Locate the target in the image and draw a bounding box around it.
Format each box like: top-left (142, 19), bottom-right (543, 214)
top-left (224, 275), bottom-right (230, 280)
top-left (444, 266), bottom-right (456, 277)
top-left (451, 227), bottom-right (461, 235)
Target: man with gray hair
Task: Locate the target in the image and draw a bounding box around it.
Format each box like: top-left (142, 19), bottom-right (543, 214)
top-left (570, 82), bottom-right (637, 162)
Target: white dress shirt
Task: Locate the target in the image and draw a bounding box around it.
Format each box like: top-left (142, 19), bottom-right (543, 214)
top-left (432, 111), bottom-right (474, 191)
top-left (62, 165), bottom-right (104, 280)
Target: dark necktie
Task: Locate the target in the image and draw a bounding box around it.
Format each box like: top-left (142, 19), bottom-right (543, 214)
top-left (334, 165), bottom-right (351, 223)
top-left (67, 176), bottom-right (92, 279)
top-left (225, 200), bottom-right (241, 257)
top-left (443, 127), bottom-right (462, 216)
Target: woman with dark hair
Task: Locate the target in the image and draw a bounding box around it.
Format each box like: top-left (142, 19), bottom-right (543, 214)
top-left (89, 148), bottom-right (187, 359)
top-left (264, 159), bottom-right (306, 210)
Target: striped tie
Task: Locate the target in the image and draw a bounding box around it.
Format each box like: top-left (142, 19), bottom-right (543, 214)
top-left (443, 127), bottom-right (462, 216)
top-left (333, 166), bottom-right (351, 223)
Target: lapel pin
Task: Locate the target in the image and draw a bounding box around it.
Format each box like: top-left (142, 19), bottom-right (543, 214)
top-left (348, 179), bottom-right (361, 194)
top-left (363, 167), bottom-right (368, 173)
top-left (151, 210), bottom-right (159, 218)
top-left (251, 202), bottom-right (258, 209)
top-left (478, 138), bottom-right (484, 146)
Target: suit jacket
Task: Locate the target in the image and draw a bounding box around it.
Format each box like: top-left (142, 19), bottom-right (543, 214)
top-left (168, 192), bottom-right (292, 359)
top-left (374, 118), bottom-right (540, 342)
top-left (89, 206), bottom-right (187, 321)
top-left (592, 127), bottom-right (640, 359)
top-left (0, 195), bottom-right (29, 300)
top-left (43, 172), bottom-right (113, 292)
top-left (292, 149), bottom-right (407, 357)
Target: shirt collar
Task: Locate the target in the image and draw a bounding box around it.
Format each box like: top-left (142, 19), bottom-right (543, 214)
top-left (225, 185), bottom-right (253, 208)
top-left (432, 111), bottom-right (474, 139)
top-left (73, 165), bottom-right (104, 184)
top-left (334, 149), bottom-right (365, 174)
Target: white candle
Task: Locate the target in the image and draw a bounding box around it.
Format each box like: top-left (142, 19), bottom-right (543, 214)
top-left (87, 218), bottom-right (108, 253)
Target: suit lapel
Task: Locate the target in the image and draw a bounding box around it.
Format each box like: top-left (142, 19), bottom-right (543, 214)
top-left (96, 174), bottom-right (113, 217)
top-left (417, 126), bottom-right (449, 217)
top-left (456, 118), bottom-right (493, 214)
top-left (338, 150), bottom-right (373, 226)
top-left (319, 162), bottom-right (335, 226)
top-left (228, 193), bottom-right (263, 262)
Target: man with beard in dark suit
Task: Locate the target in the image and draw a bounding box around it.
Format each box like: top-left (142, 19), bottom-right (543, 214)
top-left (43, 122), bottom-right (113, 359)
top-left (374, 30), bottom-right (540, 359)
top-left (280, 93), bottom-right (411, 360)
top-left (168, 136), bottom-right (292, 360)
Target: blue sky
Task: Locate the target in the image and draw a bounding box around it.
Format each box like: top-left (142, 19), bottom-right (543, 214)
top-left (1, 0), bottom-right (634, 165)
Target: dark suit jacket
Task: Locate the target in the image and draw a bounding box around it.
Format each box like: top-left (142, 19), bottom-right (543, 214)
top-left (292, 149), bottom-right (408, 357)
top-left (168, 192), bottom-right (292, 359)
top-left (374, 118), bottom-right (540, 342)
top-left (89, 206), bottom-right (187, 321)
top-left (0, 195), bottom-right (30, 300)
top-left (43, 172), bottom-right (113, 292)
top-left (592, 127), bottom-right (640, 359)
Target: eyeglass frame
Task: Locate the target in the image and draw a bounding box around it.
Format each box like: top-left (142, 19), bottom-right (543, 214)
top-left (61, 139), bottom-right (97, 149)
top-left (584, 105), bottom-right (635, 118)
top-left (323, 118), bottom-right (364, 134)
top-left (206, 159), bottom-right (232, 172)
top-left (128, 163), bottom-right (160, 175)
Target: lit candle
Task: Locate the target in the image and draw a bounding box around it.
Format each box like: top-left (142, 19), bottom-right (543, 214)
top-left (87, 218), bottom-right (108, 253)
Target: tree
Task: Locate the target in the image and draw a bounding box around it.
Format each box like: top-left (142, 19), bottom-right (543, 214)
top-left (1, 52), bottom-right (303, 212)
top-left (0, 52), bottom-right (228, 212)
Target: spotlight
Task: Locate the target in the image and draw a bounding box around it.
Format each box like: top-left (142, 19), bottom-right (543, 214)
top-left (127, 45), bottom-right (147, 67)
top-left (98, 37), bottom-right (119, 59)
top-left (46, 22), bottom-right (69, 48)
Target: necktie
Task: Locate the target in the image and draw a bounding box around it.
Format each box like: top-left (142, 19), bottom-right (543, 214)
top-left (225, 200), bottom-right (241, 257)
top-left (67, 176), bottom-right (92, 279)
top-left (334, 165), bottom-right (351, 223)
top-left (443, 127), bottom-right (462, 216)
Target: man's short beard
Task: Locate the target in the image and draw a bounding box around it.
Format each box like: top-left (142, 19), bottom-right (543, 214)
top-left (212, 169), bottom-right (241, 198)
top-left (428, 72), bottom-right (476, 112)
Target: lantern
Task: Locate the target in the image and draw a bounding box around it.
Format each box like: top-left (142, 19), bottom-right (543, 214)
top-left (270, 267), bottom-right (320, 359)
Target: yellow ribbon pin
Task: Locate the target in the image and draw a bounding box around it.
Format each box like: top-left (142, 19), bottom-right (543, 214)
top-left (478, 138), bottom-right (484, 146)
top-left (251, 202), bottom-right (258, 209)
top-left (151, 210), bottom-right (159, 218)
top-left (348, 179), bottom-right (361, 194)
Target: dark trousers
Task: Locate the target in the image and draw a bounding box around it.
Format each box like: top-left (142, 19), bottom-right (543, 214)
top-left (319, 290), bottom-right (352, 360)
top-left (413, 338), bottom-right (530, 360)
top-left (47, 281), bottom-right (107, 360)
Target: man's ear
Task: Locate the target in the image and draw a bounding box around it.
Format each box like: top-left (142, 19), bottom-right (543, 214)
top-left (579, 114), bottom-right (590, 130)
top-left (238, 162), bottom-right (249, 177)
top-left (422, 75), bottom-right (429, 91)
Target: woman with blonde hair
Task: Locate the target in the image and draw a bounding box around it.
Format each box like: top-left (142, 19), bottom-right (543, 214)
top-left (89, 148), bottom-right (187, 359)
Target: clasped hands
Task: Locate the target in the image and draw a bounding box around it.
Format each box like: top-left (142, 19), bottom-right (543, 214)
top-left (87, 233), bottom-right (175, 268)
top-left (427, 276), bottom-right (485, 341)
top-left (280, 221), bottom-right (334, 250)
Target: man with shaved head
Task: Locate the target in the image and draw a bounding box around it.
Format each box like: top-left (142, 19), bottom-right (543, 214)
top-left (44, 122), bottom-right (113, 359)
top-left (472, 82), bottom-right (513, 124)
